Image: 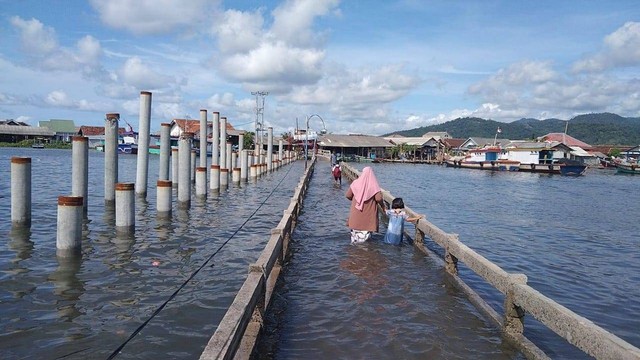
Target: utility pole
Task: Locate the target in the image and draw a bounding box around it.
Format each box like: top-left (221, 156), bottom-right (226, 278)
top-left (251, 91), bottom-right (268, 155)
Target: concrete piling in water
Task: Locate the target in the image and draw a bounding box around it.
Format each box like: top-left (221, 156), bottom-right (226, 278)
top-left (71, 136), bottom-right (89, 214)
top-left (136, 91), bottom-right (152, 198)
top-left (279, 139), bottom-right (284, 164)
top-left (267, 127), bottom-right (273, 172)
top-left (156, 180), bottom-right (172, 215)
top-left (226, 143), bottom-right (232, 176)
top-left (232, 167), bottom-right (241, 184)
top-left (210, 165), bottom-right (220, 194)
top-left (212, 112), bottom-right (220, 166)
top-left (115, 183), bottom-right (135, 232)
top-left (104, 113), bottom-right (119, 204)
top-left (199, 109), bottom-right (208, 169)
top-left (191, 149), bottom-right (197, 183)
top-left (220, 117), bottom-right (227, 171)
top-left (56, 195), bottom-right (83, 255)
top-left (240, 150), bottom-right (248, 182)
top-left (231, 151), bottom-right (237, 171)
top-left (220, 168), bottom-right (229, 188)
top-left (239, 132), bottom-right (244, 153)
top-left (171, 147), bottom-right (179, 187)
top-left (159, 123), bottom-right (171, 180)
top-left (11, 157), bottom-right (31, 227)
top-left (250, 164), bottom-right (257, 180)
top-left (196, 167), bottom-right (207, 198)
top-left (178, 133), bottom-right (193, 208)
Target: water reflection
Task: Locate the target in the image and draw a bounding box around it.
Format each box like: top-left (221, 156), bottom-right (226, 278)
top-left (339, 245), bottom-right (390, 304)
top-left (49, 254), bottom-right (85, 321)
top-left (8, 227), bottom-right (34, 263)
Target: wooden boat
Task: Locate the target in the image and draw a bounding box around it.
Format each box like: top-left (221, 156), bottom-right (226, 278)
top-left (31, 142), bottom-right (45, 149)
top-left (616, 161), bottom-right (640, 174)
top-left (556, 158), bottom-right (588, 176)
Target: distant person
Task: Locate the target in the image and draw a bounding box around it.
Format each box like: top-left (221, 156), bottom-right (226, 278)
top-left (345, 167), bottom-right (385, 244)
top-left (332, 163), bottom-right (342, 185)
top-left (330, 151), bottom-right (337, 166)
top-left (383, 197), bottom-right (422, 246)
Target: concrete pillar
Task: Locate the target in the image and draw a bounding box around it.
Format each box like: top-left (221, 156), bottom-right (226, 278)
top-left (171, 147), bottom-right (179, 187)
top-left (191, 149), bottom-right (197, 183)
top-left (71, 136), bottom-right (89, 213)
top-left (104, 113), bottom-right (119, 203)
top-left (250, 164), bottom-right (257, 180)
top-left (115, 183), bottom-right (135, 231)
top-left (219, 117), bottom-right (227, 170)
top-left (212, 112), bottom-right (220, 166)
top-left (278, 139), bottom-right (284, 163)
top-left (232, 167), bottom-right (240, 183)
top-left (231, 151), bottom-right (237, 170)
top-left (226, 143), bottom-right (232, 174)
top-left (56, 196), bottom-right (83, 254)
top-left (210, 165), bottom-right (220, 193)
top-left (178, 133), bottom-right (193, 208)
top-left (199, 109), bottom-right (208, 168)
top-left (267, 127), bottom-right (273, 171)
top-left (220, 168), bottom-right (229, 188)
top-left (159, 123), bottom-right (171, 180)
top-left (156, 180), bottom-right (172, 215)
top-left (196, 167), bottom-right (207, 198)
top-left (11, 157), bottom-right (31, 227)
top-left (239, 132), bottom-right (244, 153)
top-left (136, 91), bottom-right (152, 197)
top-left (240, 150), bottom-right (248, 182)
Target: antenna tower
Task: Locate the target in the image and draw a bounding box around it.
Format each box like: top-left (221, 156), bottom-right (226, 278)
top-left (251, 91), bottom-right (269, 154)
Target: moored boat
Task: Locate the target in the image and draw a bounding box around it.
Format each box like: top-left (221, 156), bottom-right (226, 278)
top-left (616, 161), bottom-right (640, 174)
top-left (445, 146), bottom-right (520, 171)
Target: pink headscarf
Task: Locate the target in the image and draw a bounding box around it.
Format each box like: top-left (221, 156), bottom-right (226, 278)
top-left (350, 166), bottom-right (381, 210)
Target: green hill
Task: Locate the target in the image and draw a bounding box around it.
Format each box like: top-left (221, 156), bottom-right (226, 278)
top-left (385, 113), bottom-right (640, 145)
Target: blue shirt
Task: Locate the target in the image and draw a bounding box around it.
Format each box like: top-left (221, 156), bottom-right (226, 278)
top-left (383, 209), bottom-right (408, 245)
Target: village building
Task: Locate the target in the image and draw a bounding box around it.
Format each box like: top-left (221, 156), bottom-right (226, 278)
top-left (316, 134), bottom-right (393, 161)
top-left (38, 119), bottom-right (77, 142)
top-left (0, 119), bottom-right (55, 143)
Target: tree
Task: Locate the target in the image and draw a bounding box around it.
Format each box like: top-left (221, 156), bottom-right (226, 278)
top-left (243, 131), bottom-right (255, 150)
top-left (609, 148), bottom-right (621, 158)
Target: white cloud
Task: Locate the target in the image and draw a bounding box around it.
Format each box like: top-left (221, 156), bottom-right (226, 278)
top-left (213, 9), bottom-right (264, 54)
top-left (10, 16), bottom-right (57, 55)
top-left (120, 57), bottom-right (175, 89)
top-left (270, 0), bottom-right (340, 46)
top-left (90, 0), bottom-right (214, 35)
top-left (573, 22), bottom-right (640, 72)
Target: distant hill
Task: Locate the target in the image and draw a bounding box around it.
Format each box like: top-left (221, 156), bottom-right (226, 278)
top-left (385, 113), bottom-right (640, 146)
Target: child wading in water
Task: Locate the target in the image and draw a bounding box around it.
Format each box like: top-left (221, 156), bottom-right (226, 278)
top-left (332, 163), bottom-right (342, 185)
top-left (383, 197), bottom-right (421, 245)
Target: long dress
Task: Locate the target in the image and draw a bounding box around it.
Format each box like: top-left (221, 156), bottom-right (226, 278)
top-left (383, 209), bottom-right (408, 245)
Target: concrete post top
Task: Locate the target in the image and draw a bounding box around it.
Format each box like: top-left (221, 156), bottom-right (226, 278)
top-left (171, 148), bottom-right (179, 152)
top-left (180, 132), bottom-right (194, 139)
top-left (72, 136), bottom-right (88, 142)
top-left (196, 167), bottom-right (207, 172)
top-left (161, 123), bottom-right (171, 127)
top-left (233, 167), bottom-right (241, 171)
top-left (106, 113), bottom-right (120, 119)
top-left (115, 183), bottom-right (135, 191)
top-left (58, 196), bottom-right (83, 206)
top-left (211, 165), bottom-right (220, 169)
top-left (157, 180), bottom-right (172, 187)
top-left (140, 91), bottom-right (152, 95)
top-left (213, 111), bottom-right (220, 115)
top-left (11, 157), bottom-right (31, 164)
top-left (221, 168), bottom-right (229, 173)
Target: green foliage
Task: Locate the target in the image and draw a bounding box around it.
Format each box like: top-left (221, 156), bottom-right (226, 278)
top-left (243, 132), bottom-right (255, 149)
top-left (0, 139), bottom-right (70, 149)
top-left (609, 148), bottom-right (621, 157)
top-left (384, 113), bottom-right (640, 146)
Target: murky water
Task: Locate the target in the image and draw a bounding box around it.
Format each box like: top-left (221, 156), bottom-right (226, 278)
top-left (0, 148), bottom-right (303, 359)
top-left (259, 161), bottom-right (639, 359)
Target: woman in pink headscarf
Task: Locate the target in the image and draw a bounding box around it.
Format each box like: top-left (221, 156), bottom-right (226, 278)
top-left (346, 166), bottom-right (385, 243)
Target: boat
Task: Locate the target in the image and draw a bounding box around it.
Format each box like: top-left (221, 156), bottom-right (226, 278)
top-left (445, 146), bottom-right (520, 171)
top-left (31, 142), bottom-right (45, 149)
top-left (556, 158), bottom-right (588, 176)
top-left (615, 161), bottom-right (640, 175)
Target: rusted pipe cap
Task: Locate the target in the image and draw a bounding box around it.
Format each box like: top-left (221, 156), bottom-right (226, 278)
top-left (58, 196), bottom-right (83, 206)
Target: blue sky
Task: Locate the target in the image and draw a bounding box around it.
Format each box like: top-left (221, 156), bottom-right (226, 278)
top-left (1, 0), bottom-right (639, 135)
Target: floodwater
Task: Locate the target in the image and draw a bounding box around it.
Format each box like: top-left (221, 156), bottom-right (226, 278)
top-left (258, 161), bottom-right (640, 359)
top-left (1, 149), bottom-right (638, 359)
top-left (0, 148), bottom-right (303, 359)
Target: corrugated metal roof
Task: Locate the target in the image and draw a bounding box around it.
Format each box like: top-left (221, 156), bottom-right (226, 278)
top-left (0, 124), bottom-right (55, 136)
top-left (39, 119), bottom-right (76, 133)
top-left (384, 136), bottom-right (431, 146)
top-left (318, 134), bottom-right (393, 148)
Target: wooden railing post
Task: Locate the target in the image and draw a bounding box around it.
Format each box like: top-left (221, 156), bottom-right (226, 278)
top-left (445, 234), bottom-right (459, 275)
top-left (503, 274), bottom-right (528, 336)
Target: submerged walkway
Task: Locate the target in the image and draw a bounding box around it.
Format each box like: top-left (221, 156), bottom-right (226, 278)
top-left (255, 161), bottom-right (523, 359)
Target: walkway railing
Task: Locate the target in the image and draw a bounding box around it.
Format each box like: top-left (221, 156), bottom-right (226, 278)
top-left (199, 158), bottom-right (316, 360)
top-left (341, 163), bottom-right (640, 360)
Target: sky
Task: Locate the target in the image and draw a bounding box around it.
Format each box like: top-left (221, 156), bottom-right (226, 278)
top-left (1, 0), bottom-right (640, 136)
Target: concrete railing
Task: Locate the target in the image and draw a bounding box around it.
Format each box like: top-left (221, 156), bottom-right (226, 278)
top-left (341, 163), bottom-right (640, 360)
top-left (199, 158), bottom-right (315, 360)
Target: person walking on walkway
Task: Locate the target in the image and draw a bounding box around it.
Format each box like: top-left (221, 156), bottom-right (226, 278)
top-left (346, 166), bottom-right (385, 244)
top-left (383, 197), bottom-right (421, 245)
